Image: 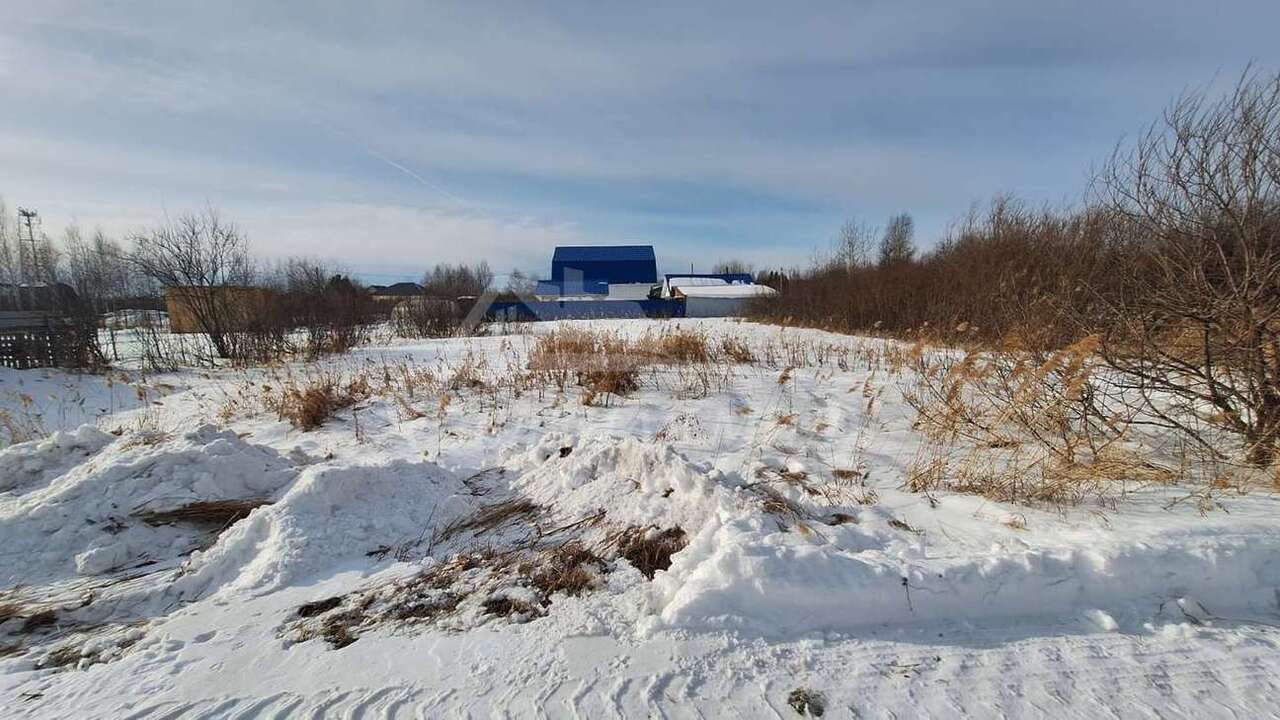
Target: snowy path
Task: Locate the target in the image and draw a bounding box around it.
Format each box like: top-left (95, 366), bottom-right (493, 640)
top-left (9, 618), bottom-right (1280, 718)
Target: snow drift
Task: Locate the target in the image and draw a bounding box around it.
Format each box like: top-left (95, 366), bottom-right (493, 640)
top-left (0, 425), bottom-right (297, 586)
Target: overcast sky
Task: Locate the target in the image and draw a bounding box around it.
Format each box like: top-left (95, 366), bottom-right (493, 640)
top-left (2, 1), bottom-right (1278, 283)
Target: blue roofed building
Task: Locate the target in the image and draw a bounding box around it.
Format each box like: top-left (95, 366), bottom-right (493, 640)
top-left (535, 245), bottom-right (659, 299)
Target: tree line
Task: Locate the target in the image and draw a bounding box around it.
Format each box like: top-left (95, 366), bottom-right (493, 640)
top-left (753, 68), bottom-right (1280, 465)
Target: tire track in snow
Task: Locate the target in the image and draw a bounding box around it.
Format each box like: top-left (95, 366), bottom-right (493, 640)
top-left (12, 624), bottom-right (1280, 719)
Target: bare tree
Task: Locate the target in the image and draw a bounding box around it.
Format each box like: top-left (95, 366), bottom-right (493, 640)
top-left (505, 269), bottom-right (537, 295)
top-left (878, 212), bottom-right (916, 267)
top-left (712, 259), bottom-right (754, 275)
top-left (282, 257), bottom-right (374, 356)
top-left (1093, 67), bottom-right (1280, 464)
top-left (0, 198), bottom-right (16, 285)
top-left (421, 262), bottom-right (493, 298)
top-left (835, 218), bottom-right (875, 269)
top-left (130, 210), bottom-right (253, 360)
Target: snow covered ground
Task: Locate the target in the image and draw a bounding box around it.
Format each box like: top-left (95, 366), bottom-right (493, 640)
top-left (1, 319), bottom-right (1278, 718)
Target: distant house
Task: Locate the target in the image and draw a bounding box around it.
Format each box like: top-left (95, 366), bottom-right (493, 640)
top-left (368, 282), bottom-right (424, 303)
top-left (0, 282), bottom-right (79, 316)
top-left (0, 282), bottom-right (81, 333)
top-left (535, 245), bottom-right (658, 299)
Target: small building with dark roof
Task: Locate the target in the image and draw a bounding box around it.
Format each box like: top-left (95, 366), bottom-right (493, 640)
top-left (368, 282), bottom-right (425, 302)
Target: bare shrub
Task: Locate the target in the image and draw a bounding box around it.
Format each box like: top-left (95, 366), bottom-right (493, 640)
top-left (421, 262), bottom-right (493, 299)
top-left (754, 68), bottom-right (1280, 468)
top-left (130, 210), bottom-right (253, 361)
top-left (753, 201), bottom-right (1119, 348)
top-left (282, 260), bottom-right (375, 357)
top-left (1089, 67), bottom-right (1280, 465)
top-left (394, 297), bottom-right (466, 338)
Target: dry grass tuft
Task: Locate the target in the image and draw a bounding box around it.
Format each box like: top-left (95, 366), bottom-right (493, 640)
top-left (44, 645), bottom-right (84, 669)
top-left (389, 592), bottom-right (461, 622)
top-left (897, 338), bottom-right (1176, 508)
top-left (614, 526), bottom-right (687, 579)
top-left (579, 368), bottom-right (641, 406)
top-left (482, 595), bottom-right (542, 618)
top-left (320, 612), bottom-right (360, 649)
top-left (528, 542), bottom-right (606, 598)
top-left (20, 609), bottom-right (58, 634)
top-left (438, 499), bottom-right (540, 541)
top-left (648, 329), bottom-right (710, 363)
top-left (717, 336), bottom-right (755, 363)
top-left (787, 687), bottom-right (827, 717)
top-left (134, 498), bottom-right (271, 528)
top-left (271, 375), bottom-right (371, 430)
top-left (751, 484), bottom-right (809, 524)
top-left (296, 596), bottom-right (344, 618)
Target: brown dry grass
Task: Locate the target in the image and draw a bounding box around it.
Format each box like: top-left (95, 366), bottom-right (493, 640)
top-left (718, 337), bottom-right (755, 363)
top-left (270, 374), bottom-right (371, 430)
top-left (646, 329), bottom-right (710, 363)
top-left (612, 526), bottom-right (687, 579)
top-left (437, 498), bottom-right (540, 541)
top-left (296, 596), bottom-right (344, 618)
top-left (527, 542), bottom-right (606, 598)
top-left (579, 368), bottom-right (640, 406)
top-left (20, 609), bottom-right (57, 634)
top-left (481, 595), bottom-right (542, 618)
top-left (787, 687), bottom-right (827, 717)
top-left (898, 337), bottom-right (1172, 508)
top-left (134, 498), bottom-right (271, 528)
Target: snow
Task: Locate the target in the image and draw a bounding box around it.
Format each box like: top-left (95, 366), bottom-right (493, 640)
top-left (1, 318), bottom-right (1278, 717)
top-left (676, 284), bottom-right (779, 298)
top-left (173, 459), bottom-right (466, 598)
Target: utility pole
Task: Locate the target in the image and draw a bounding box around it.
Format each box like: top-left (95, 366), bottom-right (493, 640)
top-left (16, 207), bottom-right (39, 284)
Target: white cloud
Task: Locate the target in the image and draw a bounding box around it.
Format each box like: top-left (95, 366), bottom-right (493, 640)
top-left (2, 0), bottom-right (1278, 274)
top-left (233, 202), bottom-right (584, 278)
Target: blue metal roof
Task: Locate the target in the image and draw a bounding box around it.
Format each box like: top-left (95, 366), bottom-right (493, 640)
top-left (663, 273), bottom-right (754, 285)
top-left (551, 245), bottom-right (658, 285)
top-left (552, 245), bottom-right (655, 263)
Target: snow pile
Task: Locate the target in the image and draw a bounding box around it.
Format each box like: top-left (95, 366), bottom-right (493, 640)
top-left (0, 425), bottom-right (115, 493)
top-left (171, 460), bottom-right (467, 599)
top-left (502, 432), bottom-right (743, 535)
top-left (502, 440), bottom-right (1280, 638)
top-left (650, 505), bottom-right (1280, 637)
top-left (0, 424), bottom-right (298, 586)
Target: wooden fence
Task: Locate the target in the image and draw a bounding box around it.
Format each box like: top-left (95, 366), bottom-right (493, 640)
top-left (0, 312), bottom-right (96, 369)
